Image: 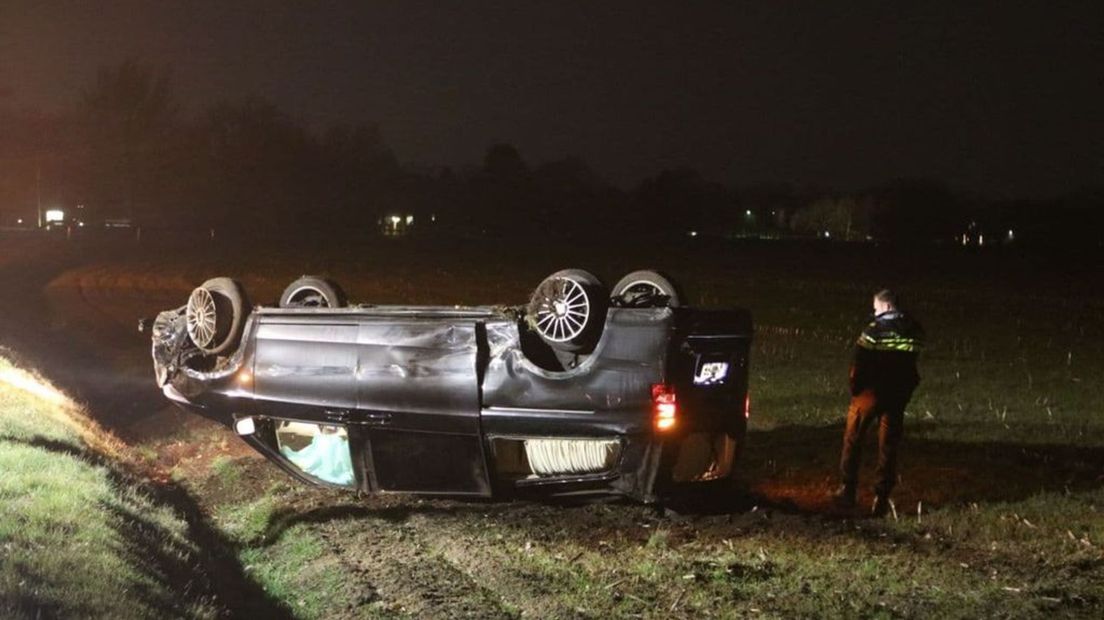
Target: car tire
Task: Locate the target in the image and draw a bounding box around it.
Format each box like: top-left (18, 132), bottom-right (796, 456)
top-left (612, 270), bottom-right (681, 307)
top-left (186, 277), bottom-right (251, 356)
top-left (527, 269), bottom-right (608, 353)
top-left (279, 276), bottom-right (347, 308)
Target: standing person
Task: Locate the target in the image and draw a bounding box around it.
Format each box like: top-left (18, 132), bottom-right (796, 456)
top-left (833, 289), bottom-right (924, 517)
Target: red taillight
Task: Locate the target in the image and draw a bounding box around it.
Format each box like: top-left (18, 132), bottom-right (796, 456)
top-left (744, 392), bottom-right (751, 419)
top-left (652, 383), bottom-right (677, 432)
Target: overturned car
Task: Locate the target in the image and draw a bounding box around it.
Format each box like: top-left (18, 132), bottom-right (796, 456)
top-left (149, 269), bottom-right (752, 503)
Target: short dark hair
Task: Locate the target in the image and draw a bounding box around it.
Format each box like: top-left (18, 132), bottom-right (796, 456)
top-left (874, 289), bottom-right (899, 308)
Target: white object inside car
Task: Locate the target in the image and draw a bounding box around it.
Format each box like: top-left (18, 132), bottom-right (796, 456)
top-left (524, 438), bottom-right (620, 476)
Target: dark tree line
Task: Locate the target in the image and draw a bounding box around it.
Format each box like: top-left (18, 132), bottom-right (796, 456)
top-left (1, 60), bottom-right (1100, 245)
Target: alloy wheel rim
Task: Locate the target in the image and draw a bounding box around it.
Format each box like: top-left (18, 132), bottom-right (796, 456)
top-left (534, 278), bottom-right (590, 342)
top-left (186, 287), bottom-right (218, 348)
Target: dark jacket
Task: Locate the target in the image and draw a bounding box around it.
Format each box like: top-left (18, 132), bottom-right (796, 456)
top-left (849, 310), bottom-right (923, 396)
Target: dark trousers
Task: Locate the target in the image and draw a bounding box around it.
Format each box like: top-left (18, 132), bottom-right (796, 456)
top-left (839, 388), bottom-right (912, 497)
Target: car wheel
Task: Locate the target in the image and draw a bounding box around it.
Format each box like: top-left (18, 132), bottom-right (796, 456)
top-left (612, 270), bottom-right (681, 307)
top-left (186, 277), bottom-right (250, 355)
top-left (527, 269), bottom-right (608, 353)
top-left (279, 276), bottom-right (347, 308)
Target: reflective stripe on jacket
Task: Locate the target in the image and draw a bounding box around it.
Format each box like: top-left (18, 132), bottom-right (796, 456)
top-left (850, 310), bottom-right (923, 395)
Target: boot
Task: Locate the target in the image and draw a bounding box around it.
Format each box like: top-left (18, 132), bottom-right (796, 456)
top-left (831, 483), bottom-right (856, 507)
top-left (871, 494), bottom-right (891, 518)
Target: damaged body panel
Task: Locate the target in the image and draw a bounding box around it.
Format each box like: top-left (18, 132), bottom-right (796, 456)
top-left (150, 276), bottom-right (752, 503)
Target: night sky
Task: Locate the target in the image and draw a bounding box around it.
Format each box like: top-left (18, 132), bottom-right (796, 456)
top-left (2, 1), bottom-right (1101, 198)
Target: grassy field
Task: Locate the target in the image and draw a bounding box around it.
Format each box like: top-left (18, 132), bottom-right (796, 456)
top-left (8, 234), bottom-right (1104, 617)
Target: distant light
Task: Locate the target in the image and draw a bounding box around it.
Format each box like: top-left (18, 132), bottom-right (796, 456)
top-left (431, 214), bottom-right (437, 223)
top-left (16, 218), bottom-right (22, 224)
top-left (234, 417), bottom-right (256, 436)
top-left (979, 234), bottom-right (985, 246)
top-left (405, 215), bottom-right (414, 225)
top-left (824, 231), bottom-right (831, 238)
top-left (77, 221), bottom-right (85, 227)
top-left (390, 215), bottom-right (401, 224)
top-left (45, 209), bottom-right (64, 223)
top-left (1007, 229), bottom-right (1014, 240)
top-left (688, 230), bottom-right (698, 237)
top-left (745, 209), bottom-right (752, 216)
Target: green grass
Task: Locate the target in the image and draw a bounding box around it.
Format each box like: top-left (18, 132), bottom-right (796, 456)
top-left (237, 524), bottom-right (346, 619)
top-left (216, 492), bottom-right (280, 544)
top-left (200, 459), bottom-right (352, 619)
top-left (209, 454), bottom-right (243, 487)
top-left (0, 357), bottom-right (220, 619)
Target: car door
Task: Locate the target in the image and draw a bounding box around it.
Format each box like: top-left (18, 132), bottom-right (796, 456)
top-left (252, 317), bottom-right (359, 409)
top-left (249, 315), bottom-right (363, 489)
top-left (353, 316), bottom-right (491, 496)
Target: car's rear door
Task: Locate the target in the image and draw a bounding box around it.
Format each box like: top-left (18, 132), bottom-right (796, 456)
top-left (353, 312), bottom-right (491, 496)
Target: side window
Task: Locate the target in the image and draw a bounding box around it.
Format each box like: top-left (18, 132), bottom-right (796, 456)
top-left (275, 421), bottom-right (355, 487)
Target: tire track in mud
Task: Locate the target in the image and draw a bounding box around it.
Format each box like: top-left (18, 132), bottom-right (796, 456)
top-left (311, 507), bottom-right (517, 618)
top-left (406, 514), bottom-right (572, 618)
top-left (295, 498), bottom-right (654, 619)
top-left (402, 502), bottom-right (650, 618)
